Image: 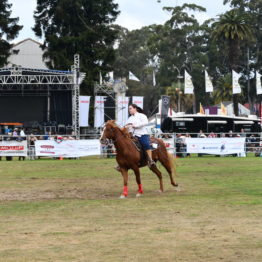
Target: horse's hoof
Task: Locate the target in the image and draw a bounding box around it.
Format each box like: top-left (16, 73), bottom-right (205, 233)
top-left (119, 194), bottom-right (127, 199)
top-left (158, 190), bottom-right (163, 193)
top-left (136, 193), bottom-right (143, 197)
top-left (174, 187), bottom-right (181, 192)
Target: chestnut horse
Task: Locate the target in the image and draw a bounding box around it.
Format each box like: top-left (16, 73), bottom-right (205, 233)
top-left (100, 120), bottom-right (178, 198)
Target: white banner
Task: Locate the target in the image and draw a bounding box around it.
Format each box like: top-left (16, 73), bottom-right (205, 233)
top-left (161, 136), bottom-right (175, 154)
top-left (117, 96), bottom-right (129, 127)
top-left (79, 96), bottom-right (90, 127)
top-left (184, 70), bottom-right (194, 94)
top-left (0, 140), bottom-right (27, 156)
top-left (256, 71), bottom-right (262, 95)
top-left (232, 70), bottom-right (241, 94)
top-left (185, 138), bottom-right (245, 155)
top-left (35, 140), bottom-right (101, 157)
top-left (94, 96), bottom-right (106, 128)
top-left (132, 96), bottom-right (144, 109)
top-left (205, 70), bottom-right (214, 93)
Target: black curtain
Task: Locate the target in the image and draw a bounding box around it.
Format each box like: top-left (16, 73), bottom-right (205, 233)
top-left (50, 91), bottom-right (72, 125)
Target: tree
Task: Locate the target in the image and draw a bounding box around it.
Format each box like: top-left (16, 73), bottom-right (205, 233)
top-left (0, 0), bottom-right (23, 67)
top-left (223, 0), bottom-right (262, 112)
top-left (212, 9), bottom-right (254, 115)
top-left (33, 0), bottom-right (119, 94)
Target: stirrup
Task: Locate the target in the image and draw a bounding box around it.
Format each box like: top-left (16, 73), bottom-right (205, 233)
top-left (148, 159), bottom-right (156, 168)
top-left (114, 166), bottom-right (121, 172)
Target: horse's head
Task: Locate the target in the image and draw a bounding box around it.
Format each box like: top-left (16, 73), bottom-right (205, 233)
top-left (100, 120), bottom-right (118, 144)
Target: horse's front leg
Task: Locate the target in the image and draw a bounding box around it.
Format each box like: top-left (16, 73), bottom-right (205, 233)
top-left (120, 168), bottom-right (129, 198)
top-left (133, 167), bottom-right (143, 197)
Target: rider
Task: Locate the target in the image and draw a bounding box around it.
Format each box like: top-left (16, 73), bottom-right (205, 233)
top-left (125, 104), bottom-right (156, 168)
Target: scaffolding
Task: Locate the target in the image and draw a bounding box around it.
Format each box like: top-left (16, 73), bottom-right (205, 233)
top-left (94, 78), bottom-right (128, 127)
top-left (0, 55), bottom-right (85, 137)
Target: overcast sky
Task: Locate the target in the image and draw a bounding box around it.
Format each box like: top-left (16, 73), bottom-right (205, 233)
top-left (9, 0), bottom-right (230, 42)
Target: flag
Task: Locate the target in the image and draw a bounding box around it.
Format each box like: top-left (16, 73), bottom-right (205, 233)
top-left (199, 103), bottom-right (205, 114)
top-left (221, 103), bottom-right (227, 116)
top-left (161, 95), bottom-right (170, 120)
top-left (153, 70), bottom-right (156, 86)
top-left (129, 71), bottom-right (140, 81)
top-left (232, 70), bottom-right (241, 94)
top-left (99, 71), bottom-right (102, 84)
top-left (256, 71), bottom-right (262, 95)
top-left (205, 70), bottom-right (213, 93)
top-left (106, 71), bottom-right (114, 82)
top-left (184, 70), bottom-right (194, 94)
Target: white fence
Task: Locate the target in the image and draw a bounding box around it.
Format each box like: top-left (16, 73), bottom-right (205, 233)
top-left (0, 132), bottom-right (261, 160)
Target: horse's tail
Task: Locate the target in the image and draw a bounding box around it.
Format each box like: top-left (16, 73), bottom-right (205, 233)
top-left (155, 138), bottom-right (178, 187)
top-left (168, 152), bottom-right (177, 178)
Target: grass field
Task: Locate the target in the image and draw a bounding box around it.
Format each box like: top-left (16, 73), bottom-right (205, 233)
top-left (0, 156), bottom-right (261, 262)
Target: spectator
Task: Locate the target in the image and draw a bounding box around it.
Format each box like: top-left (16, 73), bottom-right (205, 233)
top-left (198, 130), bottom-right (206, 138)
top-left (208, 132), bottom-right (217, 138)
top-left (240, 128), bottom-right (246, 137)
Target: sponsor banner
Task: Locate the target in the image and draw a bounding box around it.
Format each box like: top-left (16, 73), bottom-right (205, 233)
top-left (0, 140), bottom-right (27, 156)
top-left (94, 96), bottom-right (106, 128)
top-left (117, 96), bottom-right (129, 127)
top-left (79, 96), bottom-right (90, 127)
top-left (35, 140), bottom-right (101, 157)
top-left (185, 138), bottom-right (245, 155)
top-left (161, 136), bottom-right (175, 154)
top-left (132, 96), bottom-right (144, 109)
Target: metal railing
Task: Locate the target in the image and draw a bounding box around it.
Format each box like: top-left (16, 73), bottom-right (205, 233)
top-left (0, 132), bottom-right (261, 159)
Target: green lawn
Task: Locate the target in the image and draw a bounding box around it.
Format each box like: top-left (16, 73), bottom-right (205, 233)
top-left (0, 156), bottom-right (261, 262)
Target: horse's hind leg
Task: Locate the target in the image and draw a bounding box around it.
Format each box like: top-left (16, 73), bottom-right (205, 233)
top-left (149, 165), bottom-right (164, 192)
top-left (133, 167), bottom-right (143, 197)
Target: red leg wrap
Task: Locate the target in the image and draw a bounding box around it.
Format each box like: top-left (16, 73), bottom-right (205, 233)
top-left (123, 186), bottom-right (128, 196)
top-left (138, 184), bottom-right (143, 194)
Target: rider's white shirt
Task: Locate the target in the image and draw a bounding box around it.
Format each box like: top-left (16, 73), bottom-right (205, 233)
top-left (126, 112), bottom-right (149, 137)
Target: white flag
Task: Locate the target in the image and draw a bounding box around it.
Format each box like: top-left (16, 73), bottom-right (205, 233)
top-left (129, 71), bottom-right (140, 81)
top-left (106, 71), bottom-right (114, 82)
top-left (99, 71), bottom-right (102, 84)
top-left (184, 70), bottom-right (194, 94)
top-left (232, 70), bottom-right (241, 94)
top-left (256, 71), bottom-right (262, 95)
top-left (205, 70), bottom-right (213, 93)
top-left (153, 70), bottom-right (156, 86)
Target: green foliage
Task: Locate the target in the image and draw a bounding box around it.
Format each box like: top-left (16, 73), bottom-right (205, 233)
top-left (0, 0), bottom-right (23, 66)
top-left (33, 0), bottom-right (119, 94)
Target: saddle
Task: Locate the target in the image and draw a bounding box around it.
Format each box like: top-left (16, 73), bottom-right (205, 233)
top-left (130, 136), bottom-right (159, 167)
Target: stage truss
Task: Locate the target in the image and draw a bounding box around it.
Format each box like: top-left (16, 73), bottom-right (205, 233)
top-left (0, 54), bottom-right (85, 137)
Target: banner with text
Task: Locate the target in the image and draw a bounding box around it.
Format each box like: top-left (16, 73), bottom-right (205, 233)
top-left (94, 96), bottom-right (106, 128)
top-left (117, 96), bottom-right (129, 126)
top-left (185, 138), bottom-right (245, 155)
top-left (79, 96), bottom-right (90, 127)
top-left (0, 140), bottom-right (27, 156)
top-left (35, 140), bottom-right (101, 157)
top-left (132, 96), bottom-right (144, 109)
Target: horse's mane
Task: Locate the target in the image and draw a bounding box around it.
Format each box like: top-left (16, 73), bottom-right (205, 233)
top-left (106, 120), bottom-right (131, 139)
